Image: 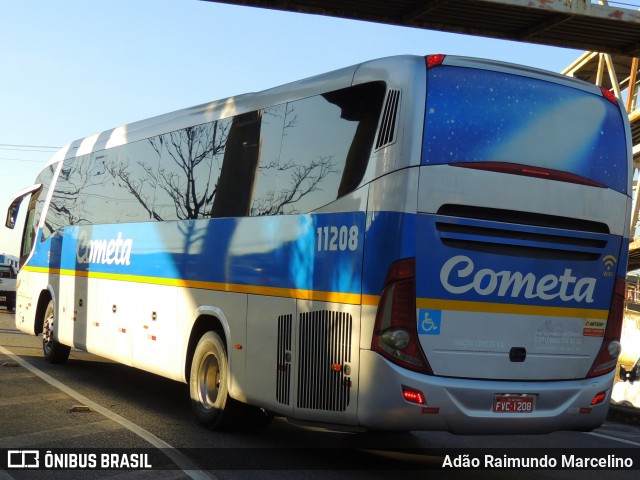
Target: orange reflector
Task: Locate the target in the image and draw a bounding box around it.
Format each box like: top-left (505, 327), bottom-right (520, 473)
top-left (234, 344), bottom-right (243, 350)
top-left (422, 407), bottom-right (440, 414)
top-left (331, 363), bottom-right (342, 372)
top-left (402, 386), bottom-right (425, 405)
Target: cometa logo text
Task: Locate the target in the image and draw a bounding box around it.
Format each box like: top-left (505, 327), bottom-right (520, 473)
top-left (76, 231), bottom-right (133, 266)
top-left (440, 255), bottom-right (596, 304)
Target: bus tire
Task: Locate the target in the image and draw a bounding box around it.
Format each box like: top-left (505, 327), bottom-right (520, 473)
top-left (189, 331), bottom-right (243, 430)
top-left (42, 300), bottom-right (70, 364)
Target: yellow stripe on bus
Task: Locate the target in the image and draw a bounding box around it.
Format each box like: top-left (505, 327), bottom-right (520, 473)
top-left (416, 298), bottom-right (608, 319)
top-left (22, 266), bottom-right (362, 305)
top-left (20, 266), bottom-right (610, 318)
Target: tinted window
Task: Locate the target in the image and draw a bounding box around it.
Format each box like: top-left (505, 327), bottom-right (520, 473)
top-left (44, 155), bottom-right (90, 237)
top-left (154, 121), bottom-right (228, 221)
top-left (250, 105), bottom-right (285, 216)
top-left (211, 111), bottom-right (262, 218)
top-left (0, 266), bottom-right (15, 279)
top-left (267, 82), bottom-right (385, 215)
top-left (109, 138), bottom-right (162, 221)
top-left (31, 164), bottom-right (55, 243)
top-left (41, 82), bottom-right (386, 232)
top-left (423, 66), bottom-right (628, 193)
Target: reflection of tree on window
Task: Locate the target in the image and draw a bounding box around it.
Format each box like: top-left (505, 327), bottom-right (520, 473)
top-left (256, 82), bottom-right (385, 215)
top-left (211, 111), bottom-right (262, 218)
top-left (324, 82), bottom-right (386, 197)
top-left (42, 82), bottom-right (386, 234)
top-left (44, 156), bottom-right (95, 237)
top-left (104, 142), bottom-right (162, 221)
top-left (153, 121), bottom-right (229, 221)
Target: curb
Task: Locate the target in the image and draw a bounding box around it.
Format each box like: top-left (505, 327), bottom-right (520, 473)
top-left (607, 403), bottom-right (640, 427)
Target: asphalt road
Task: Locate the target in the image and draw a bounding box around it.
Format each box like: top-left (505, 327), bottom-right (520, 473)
top-left (1, 307), bottom-right (639, 480)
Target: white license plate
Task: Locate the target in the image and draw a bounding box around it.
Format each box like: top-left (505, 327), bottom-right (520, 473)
top-left (493, 395), bottom-right (535, 413)
top-left (0, 296), bottom-right (6, 302)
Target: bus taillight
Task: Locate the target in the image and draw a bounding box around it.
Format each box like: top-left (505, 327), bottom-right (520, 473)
top-left (586, 277), bottom-right (625, 378)
top-left (601, 87), bottom-right (618, 105)
top-left (372, 258), bottom-right (432, 374)
top-left (426, 54), bottom-right (446, 69)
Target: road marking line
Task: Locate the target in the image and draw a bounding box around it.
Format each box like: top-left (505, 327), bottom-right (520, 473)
top-left (0, 372), bottom-right (36, 381)
top-left (0, 345), bottom-right (215, 480)
top-left (0, 420), bottom-right (121, 448)
top-left (586, 431), bottom-right (640, 447)
top-left (0, 391), bottom-right (68, 407)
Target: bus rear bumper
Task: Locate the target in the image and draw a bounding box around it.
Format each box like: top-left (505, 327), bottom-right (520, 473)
top-left (357, 350), bottom-right (614, 434)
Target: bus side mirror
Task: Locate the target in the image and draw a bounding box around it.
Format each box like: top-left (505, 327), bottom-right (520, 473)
top-left (5, 183), bottom-right (42, 230)
top-left (5, 201), bottom-right (19, 229)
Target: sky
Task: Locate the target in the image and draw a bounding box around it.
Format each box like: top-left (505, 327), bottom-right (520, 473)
top-left (0, 0), bottom-right (599, 255)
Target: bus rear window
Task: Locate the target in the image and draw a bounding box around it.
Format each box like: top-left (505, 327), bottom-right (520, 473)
top-left (423, 66), bottom-right (628, 194)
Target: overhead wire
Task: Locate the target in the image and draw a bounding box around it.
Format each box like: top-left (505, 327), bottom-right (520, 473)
top-left (0, 143), bottom-right (61, 163)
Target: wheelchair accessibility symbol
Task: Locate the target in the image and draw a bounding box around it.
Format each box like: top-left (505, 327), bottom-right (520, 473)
top-left (418, 309), bottom-right (441, 335)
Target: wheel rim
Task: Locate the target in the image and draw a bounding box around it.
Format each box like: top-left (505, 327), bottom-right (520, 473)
top-left (43, 311), bottom-right (54, 355)
top-left (197, 352), bottom-right (221, 409)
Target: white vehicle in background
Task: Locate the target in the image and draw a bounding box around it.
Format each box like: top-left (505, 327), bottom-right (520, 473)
top-left (0, 254), bottom-right (18, 312)
top-left (0, 253), bottom-right (19, 271)
top-left (612, 358), bottom-right (640, 408)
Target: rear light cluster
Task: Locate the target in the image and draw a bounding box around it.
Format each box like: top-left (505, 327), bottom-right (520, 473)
top-left (426, 54), bottom-right (446, 69)
top-left (402, 386), bottom-right (425, 405)
top-left (450, 162), bottom-right (606, 188)
top-left (601, 87), bottom-right (618, 105)
top-left (372, 259), bottom-right (432, 374)
top-left (586, 277), bottom-right (625, 378)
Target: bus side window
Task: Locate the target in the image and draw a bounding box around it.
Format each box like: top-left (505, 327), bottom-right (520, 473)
top-left (45, 156), bottom-right (89, 236)
top-left (107, 139), bottom-right (163, 222)
top-left (211, 111), bottom-right (262, 218)
top-left (154, 121), bottom-right (226, 221)
top-left (250, 105), bottom-right (286, 216)
top-left (270, 82), bottom-right (386, 215)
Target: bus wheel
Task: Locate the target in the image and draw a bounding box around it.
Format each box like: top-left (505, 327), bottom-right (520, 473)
top-left (189, 331), bottom-right (243, 430)
top-left (42, 300), bottom-right (70, 364)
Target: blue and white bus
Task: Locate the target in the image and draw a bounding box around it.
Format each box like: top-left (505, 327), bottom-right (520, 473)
top-left (5, 54), bottom-right (632, 433)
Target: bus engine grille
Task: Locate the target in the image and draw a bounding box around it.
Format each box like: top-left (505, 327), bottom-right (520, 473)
top-left (276, 314), bottom-right (293, 406)
top-left (297, 311), bottom-right (352, 412)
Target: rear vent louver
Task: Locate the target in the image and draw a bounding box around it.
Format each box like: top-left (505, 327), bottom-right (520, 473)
top-left (436, 205), bottom-right (609, 261)
top-left (375, 89), bottom-right (400, 150)
top-left (276, 314), bottom-right (292, 405)
top-left (297, 311), bottom-right (352, 412)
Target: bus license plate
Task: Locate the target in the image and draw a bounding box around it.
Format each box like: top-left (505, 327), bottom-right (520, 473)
top-left (493, 395), bottom-right (535, 413)
top-left (0, 296), bottom-right (5, 302)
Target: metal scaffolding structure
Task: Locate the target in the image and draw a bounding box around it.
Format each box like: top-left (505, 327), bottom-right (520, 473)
top-left (204, 0), bottom-right (640, 55)
top-left (560, 3), bottom-right (640, 269)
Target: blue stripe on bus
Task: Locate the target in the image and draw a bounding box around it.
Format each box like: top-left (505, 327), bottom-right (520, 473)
top-left (26, 210), bottom-right (623, 311)
top-left (30, 213), bottom-right (367, 298)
